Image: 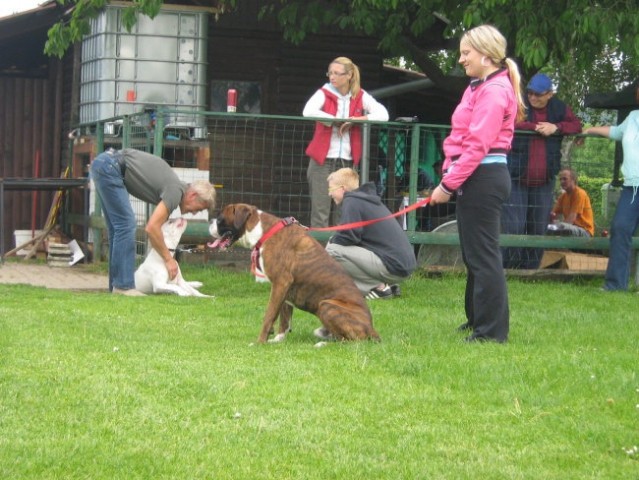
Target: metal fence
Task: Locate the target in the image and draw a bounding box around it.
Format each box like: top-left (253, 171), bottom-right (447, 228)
top-left (73, 110), bottom-right (637, 275)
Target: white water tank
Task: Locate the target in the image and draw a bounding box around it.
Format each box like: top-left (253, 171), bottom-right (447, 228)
top-left (79, 5), bottom-right (208, 131)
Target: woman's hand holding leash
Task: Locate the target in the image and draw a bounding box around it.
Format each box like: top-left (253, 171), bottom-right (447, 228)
top-left (429, 185), bottom-right (452, 205)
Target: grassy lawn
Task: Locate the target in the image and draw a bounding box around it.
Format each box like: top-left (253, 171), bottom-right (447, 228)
top-left (1, 266), bottom-right (637, 479)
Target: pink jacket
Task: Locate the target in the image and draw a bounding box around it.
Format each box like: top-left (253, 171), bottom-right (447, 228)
top-left (441, 69), bottom-right (517, 192)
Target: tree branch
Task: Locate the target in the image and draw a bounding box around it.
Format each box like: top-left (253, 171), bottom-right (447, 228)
top-left (401, 36), bottom-right (467, 96)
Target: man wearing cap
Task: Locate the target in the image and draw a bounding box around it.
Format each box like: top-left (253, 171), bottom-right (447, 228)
top-left (502, 73), bottom-right (582, 269)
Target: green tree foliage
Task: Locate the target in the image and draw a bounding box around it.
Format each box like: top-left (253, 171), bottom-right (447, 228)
top-left (44, 0), bottom-right (226, 57)
top-left (45, 0), bottom-right (638, 100)
top-left (258, 0), bottom-right (638, 90)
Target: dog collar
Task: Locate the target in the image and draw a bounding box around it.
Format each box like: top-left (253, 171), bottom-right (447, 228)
top-left (251, 217), bottom-right (297, 278)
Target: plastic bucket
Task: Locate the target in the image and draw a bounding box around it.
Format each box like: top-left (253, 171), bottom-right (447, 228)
top-left (13, 230), bottom-right (43, 256)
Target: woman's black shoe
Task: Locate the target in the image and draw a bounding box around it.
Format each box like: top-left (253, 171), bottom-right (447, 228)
top-left (456, 322), bottom-right (472, 332)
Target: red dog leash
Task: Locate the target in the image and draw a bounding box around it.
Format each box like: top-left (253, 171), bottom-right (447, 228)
top-left (307, 196), bottom-right (431, 232)
top-left (249, 198), bottom-right (431, 278)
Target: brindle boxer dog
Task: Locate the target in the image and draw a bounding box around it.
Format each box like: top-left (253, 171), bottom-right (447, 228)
top-left (208, 203), bottom-right (380, 344)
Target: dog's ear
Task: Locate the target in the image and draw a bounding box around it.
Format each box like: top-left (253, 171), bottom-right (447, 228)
top-left (233, 205), bottom-right (252, 230)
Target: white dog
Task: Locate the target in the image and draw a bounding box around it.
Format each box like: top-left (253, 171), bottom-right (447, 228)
top-left (135, 218), bottom-right (211, 297)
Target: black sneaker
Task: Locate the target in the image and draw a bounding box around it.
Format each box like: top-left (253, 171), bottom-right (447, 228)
top-left (390, 284), bottom-right (401, 297)
top-left (365, 285), bottom-right (393, 300)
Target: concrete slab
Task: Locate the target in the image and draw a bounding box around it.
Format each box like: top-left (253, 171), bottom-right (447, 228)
top-left (0, 262), bottom-right (108, 291)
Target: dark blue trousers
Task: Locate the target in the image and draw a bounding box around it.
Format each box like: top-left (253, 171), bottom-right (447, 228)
top-left (456, 164), bottom-right (511, 342)
top-left (501, 180), bottom-right (554, 269)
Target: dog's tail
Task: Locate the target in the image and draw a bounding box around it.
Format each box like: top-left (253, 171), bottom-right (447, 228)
top-left (318, 299), bottom-right (380, 341)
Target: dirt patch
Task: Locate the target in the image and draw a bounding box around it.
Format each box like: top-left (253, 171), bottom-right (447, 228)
top-left (0, 262), bottom-right (108, 291)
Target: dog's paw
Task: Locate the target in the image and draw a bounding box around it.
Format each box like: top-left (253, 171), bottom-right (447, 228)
top-left (314, 341), bottom-right (328, 348)
top-left (191, 292), bottom-right (214, 298)
top-left (268, 333), bottom-right (287, 343)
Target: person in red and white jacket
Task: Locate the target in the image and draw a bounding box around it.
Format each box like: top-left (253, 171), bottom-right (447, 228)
top-left (429, 25), bottom-right (526, 343)
top-left (303, 56), bottom-right (388, 227)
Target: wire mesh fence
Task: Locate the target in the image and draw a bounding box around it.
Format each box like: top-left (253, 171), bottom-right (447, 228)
top-left (75, 110), bottom-right (631, 272)
top-left (198, 113), bottom-right (453, 229)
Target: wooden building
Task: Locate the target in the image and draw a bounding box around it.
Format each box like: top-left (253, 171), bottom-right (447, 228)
top-left (0, 1), bottom-right (457, 256)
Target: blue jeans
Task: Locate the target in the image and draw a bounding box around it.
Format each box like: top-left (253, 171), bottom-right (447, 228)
top-left (604, 187), bottom-right (639, 291)
top-left (501, 180), bottom-right (554, 269)
top-left (90, 151), bottom-right (137, 291)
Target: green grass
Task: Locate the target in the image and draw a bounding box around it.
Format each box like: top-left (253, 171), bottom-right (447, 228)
top-left (1, 266), bottom-right (637, 479)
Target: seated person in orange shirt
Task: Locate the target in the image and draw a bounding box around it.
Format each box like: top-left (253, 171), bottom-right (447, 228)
top-left (547, 168), bottom-right (594, 237)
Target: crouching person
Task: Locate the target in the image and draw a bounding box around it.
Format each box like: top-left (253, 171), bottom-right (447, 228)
top-left (325, 168), bottom-right (417, 299)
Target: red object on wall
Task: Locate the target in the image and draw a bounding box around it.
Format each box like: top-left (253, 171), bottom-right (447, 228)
top-left (227, 89), bottom-right (237, 112)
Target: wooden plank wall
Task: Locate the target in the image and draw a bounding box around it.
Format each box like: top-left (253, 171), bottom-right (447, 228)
top-left (277, 38), bottom-right (386, 115)
top-left (207, 0), bottom-right (387, 115)
top-left (0, 75), bottom-right (58, 252)
top-left (206, 2), bottom-right (388, 221)
top-left (1, 0), bottom-right (410, 251)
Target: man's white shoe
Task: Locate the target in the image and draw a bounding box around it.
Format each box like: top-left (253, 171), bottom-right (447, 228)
top-left (113, 288), bottom-right (147, 297)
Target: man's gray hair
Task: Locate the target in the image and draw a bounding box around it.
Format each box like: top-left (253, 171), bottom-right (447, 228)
top-left (189, 179), bottom-right (216, 214)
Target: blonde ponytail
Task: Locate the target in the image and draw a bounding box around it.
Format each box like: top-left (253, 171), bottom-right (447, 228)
top-left (503, 58), bottom-right (526, 121)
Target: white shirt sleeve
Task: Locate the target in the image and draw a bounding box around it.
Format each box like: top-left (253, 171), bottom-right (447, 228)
top-left (303, 90), bottom-right (334, 120)
top-left (362, 91), bottom-right (389, 122)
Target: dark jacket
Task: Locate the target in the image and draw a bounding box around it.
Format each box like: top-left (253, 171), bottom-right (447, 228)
top-left (330, 182), bottom-right (416, 276)
top-left (508, 97), bottom-right (581, 182)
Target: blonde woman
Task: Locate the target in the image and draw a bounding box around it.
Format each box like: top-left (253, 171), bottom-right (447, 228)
top-left (429, 25), bottom-right (526, 343)
top-left (303, 57), bottom-right (388, 227)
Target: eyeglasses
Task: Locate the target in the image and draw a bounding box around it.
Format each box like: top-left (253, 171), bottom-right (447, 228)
top-left (326, 71), bottom-right (348, 77)
top-left (527, 90), bottom-right (550, 97)
top-left (328, 185), bottom-right (344, 193)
